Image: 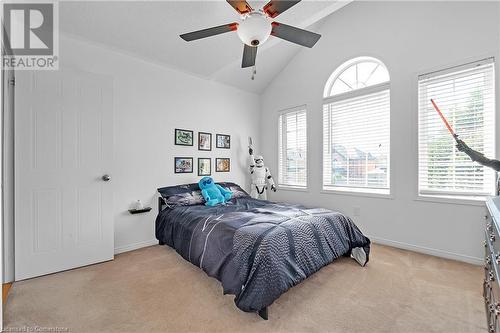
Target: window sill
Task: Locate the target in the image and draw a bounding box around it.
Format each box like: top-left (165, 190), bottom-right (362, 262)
top-left (321, 187), bottom-right (393, 199)
top-left (415, 194), bottom-right (488, 206)
top-left (277, 185), bottom-right (309, 193)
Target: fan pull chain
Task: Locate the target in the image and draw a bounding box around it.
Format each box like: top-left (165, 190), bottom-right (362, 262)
top-left (251, 65), bottom-right (257, 80)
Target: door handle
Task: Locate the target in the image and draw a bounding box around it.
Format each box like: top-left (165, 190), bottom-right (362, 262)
top-left (102, 174), bottom-right (111, 182)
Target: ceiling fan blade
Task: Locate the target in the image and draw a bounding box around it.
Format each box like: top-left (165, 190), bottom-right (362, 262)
top-left (263, 0), bottom-right (301, 18)
top-left (180, 23), bottom-right (238, 42)
top-left (242, 44), bottom-right (257, 68)
top-left (271, 22), bottom-right (321, 48)
top-left (226, 0), bottom-right (253, 14)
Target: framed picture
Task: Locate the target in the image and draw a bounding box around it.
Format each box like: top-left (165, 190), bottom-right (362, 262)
top-left (198, 158), bottom-right (211, 176)
top-left (198, 132), bottom-right (212, 151)
top-left (216, 134), bottom-right (230, 149)
top-left (174, 157), bottom-right (193, 173)
top-left (175, 129), bottom-right (194, 146)
top-left (216, 158), bottom-right (230, 172)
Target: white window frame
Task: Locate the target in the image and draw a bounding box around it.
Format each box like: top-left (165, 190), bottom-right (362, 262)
top-left (322, 57), bottom-right (391, 197)
top-left (417, 57), bottom-right (496, 201)
top-left (277, 105), bottom-right (308, 190)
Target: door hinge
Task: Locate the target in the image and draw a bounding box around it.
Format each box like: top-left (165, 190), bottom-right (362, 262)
top-left (8, 78), bottom-right (15, 86)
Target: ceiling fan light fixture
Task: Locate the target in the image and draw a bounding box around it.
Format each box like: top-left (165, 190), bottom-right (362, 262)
top-left (236, 11), bottom-right (272, 47)
top-left (180, 1), bottom-right (322, 70)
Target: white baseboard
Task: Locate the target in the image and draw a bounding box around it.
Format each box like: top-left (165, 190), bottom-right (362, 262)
top-left (114, 239), bottom-right (158, 255)
top-left (368, 235), bottom-right (483, 266)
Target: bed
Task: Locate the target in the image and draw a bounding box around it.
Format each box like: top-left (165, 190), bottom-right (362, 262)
top-left (155, 182), bottom-right (370, 320)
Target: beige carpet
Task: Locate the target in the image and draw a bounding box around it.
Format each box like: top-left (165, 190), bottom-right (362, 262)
top-left (5, 244), bottom-right (485, 333)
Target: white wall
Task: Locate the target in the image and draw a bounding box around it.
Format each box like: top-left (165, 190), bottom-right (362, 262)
top-left (11, 34), bottom-right (260, 269)
top-left (261, 1), bottom-right (500, 264)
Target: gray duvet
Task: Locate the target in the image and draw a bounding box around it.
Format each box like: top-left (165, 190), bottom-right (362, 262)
top-left (155, 197), bottom-right (370, 313)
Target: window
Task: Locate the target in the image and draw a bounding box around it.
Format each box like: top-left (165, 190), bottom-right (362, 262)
top-left (418, 58), bottom-right (495, 198)
top-left (278, 106), bottom-right (307, 188)
top-left (323, 57), bottom-right (390, 194)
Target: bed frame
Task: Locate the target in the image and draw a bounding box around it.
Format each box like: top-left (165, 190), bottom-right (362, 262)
top-left (158, 196), bottom-right (167, 214)
top-left (156, 196), bottom-right (269, 320)
top-left (157, 197), bottom-right (166, 246)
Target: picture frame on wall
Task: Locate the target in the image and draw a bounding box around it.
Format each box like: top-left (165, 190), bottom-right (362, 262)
top-left (198, 158), bottom-right (211, 176)
top-left (216, 158), bottom-right (230, 172)
top-left (198, 132), bottom-right (212, 151)
top-left (175, 129), bottom-right (194, 146)
top-left (174, 157), bottom-right (193, 173)
top-left (216, 134), bottom-right (230, 149)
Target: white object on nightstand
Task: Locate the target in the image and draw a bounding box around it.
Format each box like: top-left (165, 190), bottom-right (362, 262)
top-left (134, 200), bottom-right (144, 210)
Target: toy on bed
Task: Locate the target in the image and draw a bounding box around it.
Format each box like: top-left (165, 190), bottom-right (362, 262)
top-left (198, 177), bottom-right (233, 206)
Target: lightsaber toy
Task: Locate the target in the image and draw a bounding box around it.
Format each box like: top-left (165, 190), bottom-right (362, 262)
top-left (430, 98), bottom-right (459, 142)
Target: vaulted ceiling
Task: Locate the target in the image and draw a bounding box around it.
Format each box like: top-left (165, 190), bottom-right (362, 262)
top-left (60, 1), bottom-right (350, 94)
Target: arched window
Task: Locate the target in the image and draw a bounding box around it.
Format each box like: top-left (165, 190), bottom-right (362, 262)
top-left (322, 57), bottom-right (391, 194)
top-left (324, 57), bottom-right (390, 97)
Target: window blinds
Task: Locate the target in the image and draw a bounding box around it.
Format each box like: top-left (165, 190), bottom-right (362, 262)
top-left (323, 89), bottom-right (390, 191)
top-left (418, 58), bottom-right (496, 196)
top-left (278, 108), bottom-right (307, 187)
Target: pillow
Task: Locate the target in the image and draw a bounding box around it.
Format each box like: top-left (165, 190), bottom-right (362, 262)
top-left (157, 182), bottom-right (249, 207)
top-left (158, 183), bottom-right (198, 198)
top-left (157, 183), bottom-right (204, 207)
top-left (217, 182), bottom-right (250, 199)
top-left (165, 191), bottom-right (204, 207)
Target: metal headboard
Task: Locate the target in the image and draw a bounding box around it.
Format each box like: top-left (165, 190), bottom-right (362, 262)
top-left (157, 196), bottom-right (168, 246)
top-left (158, 196), bottom-right (167, 214)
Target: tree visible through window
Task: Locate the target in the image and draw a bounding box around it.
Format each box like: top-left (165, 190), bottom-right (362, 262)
top-left (323, 57), bottom-right (391, 193)
top-left (418, 59), bottom-right (495, 197)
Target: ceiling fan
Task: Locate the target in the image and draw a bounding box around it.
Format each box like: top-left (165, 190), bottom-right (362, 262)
top-left (180, 0), bottom-right (321, 69)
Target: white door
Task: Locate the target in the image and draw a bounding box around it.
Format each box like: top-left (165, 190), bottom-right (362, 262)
top-left (15, 69), bottom-right (114, 280)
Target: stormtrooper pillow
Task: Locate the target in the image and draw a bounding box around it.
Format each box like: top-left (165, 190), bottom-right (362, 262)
top-left (165, 191), bottom-right (205, 207)
top-left (158, 183), bottom-right (205, 207)
top-left (217, 182), bottom-right (250, 199)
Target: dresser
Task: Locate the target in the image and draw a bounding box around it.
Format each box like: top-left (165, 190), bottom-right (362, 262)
top-left (485, 196), bottom-right (500, 333)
